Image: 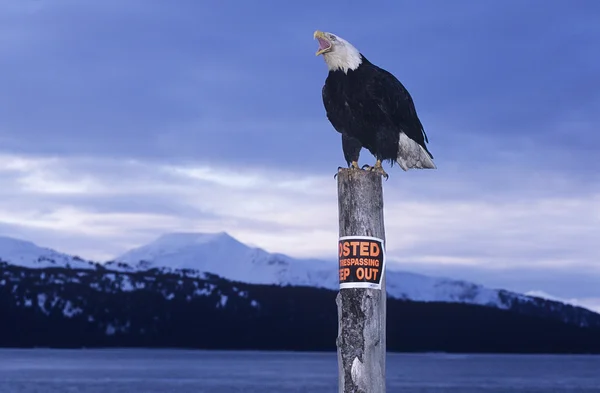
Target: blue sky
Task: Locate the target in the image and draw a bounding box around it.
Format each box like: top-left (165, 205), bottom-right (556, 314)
top-left (1, 1), bottom-right (599, 310)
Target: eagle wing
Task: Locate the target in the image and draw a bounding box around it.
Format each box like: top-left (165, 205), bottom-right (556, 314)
top-left (322, 81), bottom-right (349, 135)
top-left (321, 65), bottom-right (432, 159)
top-left (364, 66), bottom-right (431, 154)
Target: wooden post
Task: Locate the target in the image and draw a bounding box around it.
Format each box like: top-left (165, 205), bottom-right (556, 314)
top-left (336, 168), bottom-right (386, 393)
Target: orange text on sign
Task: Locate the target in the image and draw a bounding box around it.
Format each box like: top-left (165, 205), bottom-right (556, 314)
top-left (339, 258), bottom-right (380, 267)
top-left (339, 267), bottom-right (380, 282)
top-left (339, 268), bottom-right (350, 281)
top-left (339, 241), bottom-right (381, 258)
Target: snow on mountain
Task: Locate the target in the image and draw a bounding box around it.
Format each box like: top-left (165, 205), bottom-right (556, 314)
top-left (114, 232), bottom-right (338, 288)
top-left (0, 232), bottom-right (595, 316)
top-left (0, 236), bottom-right (97, 270)
top-left (114, 231), bottom-right (535, 311)
top-left (385, 270), bottom-right (516, 307)
top-left (526, 290), bottom-right (600, 314)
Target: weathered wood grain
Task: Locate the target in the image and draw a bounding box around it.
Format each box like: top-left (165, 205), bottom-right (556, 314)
top-left (336, 168), bottom-right (387, 393)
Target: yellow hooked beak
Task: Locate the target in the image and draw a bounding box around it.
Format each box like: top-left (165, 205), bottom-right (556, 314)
top-left (314, 30), bottom-right (332, 56)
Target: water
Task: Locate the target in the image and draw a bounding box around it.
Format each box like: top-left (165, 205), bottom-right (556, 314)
top-left (0, 349), bottom-right (598, 392)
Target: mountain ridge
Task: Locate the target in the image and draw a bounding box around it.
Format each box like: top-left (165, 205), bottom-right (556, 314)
top-left (3, 233), bottom-right (600, 353)
top-left (111, 231), bottom-right (599, 316)
top-left (0, 232), bottom-right (597, 318)
top-left (2, 259), bottom-right (600, 353)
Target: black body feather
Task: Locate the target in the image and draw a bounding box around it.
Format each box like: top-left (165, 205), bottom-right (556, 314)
top-left (322, 55), bottom-right (433, 166)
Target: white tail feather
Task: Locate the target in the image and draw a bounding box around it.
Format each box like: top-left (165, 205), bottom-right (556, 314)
top-left (396, 132), bottom-right (437, 171)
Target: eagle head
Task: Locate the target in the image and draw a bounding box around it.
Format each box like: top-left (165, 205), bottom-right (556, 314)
top-left (313, 30), bottom-right (362, 73)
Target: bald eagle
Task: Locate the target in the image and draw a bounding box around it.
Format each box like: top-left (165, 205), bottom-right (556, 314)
top-left (314, 30), bottom-right (436, 179)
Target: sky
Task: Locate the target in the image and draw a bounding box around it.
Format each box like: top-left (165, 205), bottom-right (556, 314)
top-left (0, 0), bottom-right (599, 311)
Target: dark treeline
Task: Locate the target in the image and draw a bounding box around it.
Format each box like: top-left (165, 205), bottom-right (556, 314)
top-left (1, 263), bottom-right (600, 353)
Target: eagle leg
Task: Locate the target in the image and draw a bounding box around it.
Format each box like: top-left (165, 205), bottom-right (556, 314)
top-left (334, 161), bottom-right (361, 179)
top-left (362, 160), bottom-right (389, 180)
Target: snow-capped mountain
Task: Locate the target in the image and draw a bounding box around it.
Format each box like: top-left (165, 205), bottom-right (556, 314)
top-left (3, 258), bottom-right (600, 353)
top-left (0, 236), bottom-right (97, 270)
top-left (114, 232), bottom-right (337, 288)
top-left (1, 232), bottom-right (598, 317)
top-left (525, 290), bottom-right (600, 314)
top-left (2, 233), bottom-right (600, 353)
top-left (112, 232), bottom-right (549, 313)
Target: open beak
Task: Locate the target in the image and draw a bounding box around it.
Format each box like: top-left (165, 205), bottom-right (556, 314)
top-left (314, 30), bottom-right (332, 56)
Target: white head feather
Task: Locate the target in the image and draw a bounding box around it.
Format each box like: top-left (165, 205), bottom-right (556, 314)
top-left (314, 31), bottom-right (362, 73)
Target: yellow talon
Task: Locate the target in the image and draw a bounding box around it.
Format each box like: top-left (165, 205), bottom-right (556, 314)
top-left (362, 160), bottom-right (389, 180)
top-left (334, 161), bottom-right (361, 179)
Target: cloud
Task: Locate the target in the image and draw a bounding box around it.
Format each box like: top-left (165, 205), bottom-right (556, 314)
top-left (385, 195), bottom-right (600, 269)
top-left (0, 0), bottom-right (598, 173)
top-left (0, 152), bottom-right (599, 300)
top-left (0, 1), bottom-right (599, 303)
